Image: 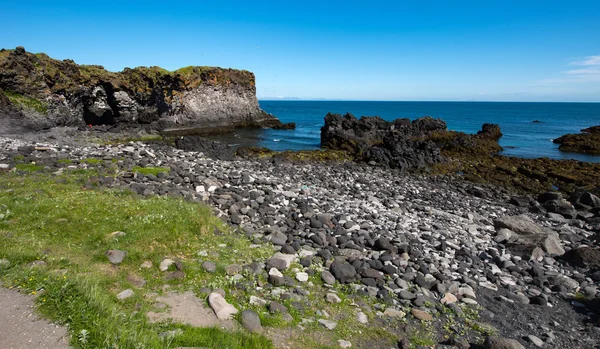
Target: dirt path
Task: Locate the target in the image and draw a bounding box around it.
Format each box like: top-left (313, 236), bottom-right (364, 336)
top-left (0, 285), bottom-right (69, 349)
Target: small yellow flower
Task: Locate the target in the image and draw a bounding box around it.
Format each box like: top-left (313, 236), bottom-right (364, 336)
top-left (31, 291), bottom-right (36, 295)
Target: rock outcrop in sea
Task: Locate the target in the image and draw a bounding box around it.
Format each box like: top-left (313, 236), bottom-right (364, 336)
top-left (553, 125), bottom-right (600, 155)
top-left (0, 46), bottom-right (290, 133)
top-left (320, 112), bottom-right (502, 170)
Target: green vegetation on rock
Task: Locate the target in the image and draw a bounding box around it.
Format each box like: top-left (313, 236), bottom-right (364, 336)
top-left (0, 46), bottom-right (256, 104)
top-left (132, 166), bottom-right (171, 176)
top-left (3, 90), bottom-right (48, 114)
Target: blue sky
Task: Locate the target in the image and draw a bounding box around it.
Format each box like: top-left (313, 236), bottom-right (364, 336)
top-left (1, 0), bottom-right (599, 101)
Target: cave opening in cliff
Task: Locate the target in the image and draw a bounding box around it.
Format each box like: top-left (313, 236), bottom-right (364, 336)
top-left (82, 83), bottom-right (121, 126)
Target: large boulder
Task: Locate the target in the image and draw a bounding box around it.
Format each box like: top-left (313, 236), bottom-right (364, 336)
top-left (570, 190), bottom-right (600, 209)
top-left (320, 113), bottom-right (446, 170)
top-left (543, 199), bottom-right (577, 219)
top-left (330, 260), bottom-right (357, 284)
top-left (562, 247), bottom-right (600, 269)
top-left (494, 215), bottom-right (565, 259)
top-left (477, 123), bottom-right (503, 141)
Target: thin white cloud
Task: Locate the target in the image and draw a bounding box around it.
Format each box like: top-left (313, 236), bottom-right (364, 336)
top-left (536, 54), bottom-right (600, 83)
top-left (571, 55), bottom-right (600, 66)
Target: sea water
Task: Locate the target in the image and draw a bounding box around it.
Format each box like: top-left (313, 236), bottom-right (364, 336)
top-left (218, 101), bottom-right (600, 162)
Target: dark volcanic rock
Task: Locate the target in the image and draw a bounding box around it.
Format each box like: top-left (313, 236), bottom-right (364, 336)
top-left (562, 247), bottom-right (600, 269)
top-left (477, 123), bottom-right (503, 141)
top-left (553, 125), bottom-right (600, 155)
top-left (569, 190), bottom-right (600, 209)
top-left (321, 112), bottom-right (503, 170)
top-left (330, 260), bottom-right (357, 283)
top-left (174, 136), bottom-right (236, 160)
top-left (320, 113), bottom-right (445, 169)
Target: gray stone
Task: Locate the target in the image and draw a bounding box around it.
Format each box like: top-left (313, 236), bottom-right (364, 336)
top-left (326, 293), bottom-right (342, 304)
top-left (526, 335), bottom-right (544, 347)
top-left (321, 270), bottom-right (336, 285)
top-left (267, 253), bottom-right (296, 270)
top-left (159, 258), bottom-right (175, 271)
top-left (106, 250), bottom-right (127, 265)
top-left (202, 261), bottom-right (217, 273)
top-left (269, 301), bottom-right (288, 313)
top-left (357, 311), bottom-right (368, 324)
top-left (116, 289), bottom-right (134, 300)
top-left (296, 272), bottom-right (309, 282)
top-left (330, 261), bottom-right (356, 283)
top-left (249, 296), bottom-right (267, 306)
top-left (208, 292), bottom-right (238, 320)
top-left (338, 339), bottom-right (352, 348)
top-left (494, 215), bottom-right (565, 257)
top-left (318, 319), bottom-right (337, 330)
top-left (241, 309), bottom-right (262, 333)
top-left (383, 308), bottom-right (405, 318)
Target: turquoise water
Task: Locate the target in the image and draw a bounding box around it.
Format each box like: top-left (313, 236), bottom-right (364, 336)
top-left (228, 101), bottom-right (600, 162)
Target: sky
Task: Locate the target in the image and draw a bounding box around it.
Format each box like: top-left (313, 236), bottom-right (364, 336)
top-left (1, 0), bottom-right (599, 102)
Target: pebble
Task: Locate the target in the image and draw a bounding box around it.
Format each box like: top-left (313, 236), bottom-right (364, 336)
top-left (326, 293), bottom-right (342, 304)
top-left (383, 308), bottom-right (405, 318)
top-left (116, 289), bottom-right (134, 300)
top-left (296, 272), bottom-right (309, 282)
top-left (411, 309), bottom-right (433, 321)
top-left (527, 335), bottom-right (544, 347)
top-left (241, 309), bottom-right (262, 333)
top-left (318, 319), bottom-right (337, 330)
top-left (159, 258), bottom-right (175, 272)
top-left (338, 339), bottom-right (352, 348)
top-left (357, 311), bottom-right (368, 324)
top-left (106, 250), bottom-right (127, 265)
top-left (208, 292), bottom-right (238, 320)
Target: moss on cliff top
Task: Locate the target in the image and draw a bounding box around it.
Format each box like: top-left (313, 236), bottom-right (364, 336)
top-left (0, 47), bottom-right (256, 101)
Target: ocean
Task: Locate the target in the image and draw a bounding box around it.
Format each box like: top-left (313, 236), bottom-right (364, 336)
top-left (214, 101), bottom-right (600, 162)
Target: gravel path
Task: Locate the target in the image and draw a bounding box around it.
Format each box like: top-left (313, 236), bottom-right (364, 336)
top-left (0, 285), bottom-right (69, 349)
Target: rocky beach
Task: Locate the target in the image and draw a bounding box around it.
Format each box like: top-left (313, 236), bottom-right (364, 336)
top-left (0, 121), bottom-right (599, 348)
top-left (1, 47), bottom-right (600, 349)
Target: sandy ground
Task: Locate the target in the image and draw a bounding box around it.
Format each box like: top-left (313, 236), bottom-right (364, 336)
top-left (0, 285), bottom-right (69, 349)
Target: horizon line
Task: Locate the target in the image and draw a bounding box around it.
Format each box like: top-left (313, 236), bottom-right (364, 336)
top-left (258, 99), bottom-right (600, 103)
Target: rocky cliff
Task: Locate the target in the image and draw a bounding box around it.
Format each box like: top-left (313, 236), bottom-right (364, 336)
top-left (0, 46), bottom-right (288, 133)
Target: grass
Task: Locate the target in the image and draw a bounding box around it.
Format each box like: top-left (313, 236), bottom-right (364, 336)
top-left (4, 90), bottom-right (48, 114)
top-left (14, 163), bottom-right (43, 172)
top-left (0, 172), bottom-right (273, 349)
top-left (132, 166), bottom-right (171, 176)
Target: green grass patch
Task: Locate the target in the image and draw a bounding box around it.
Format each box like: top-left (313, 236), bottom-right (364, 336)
top-left (132, 166), bottom-right (170, 176)
top-left (14, 163), bottom-right (43, 172)
top-left (66, 168), bottom-right (98, 176)
top-left (57, 159), bottom-right (72, 164)
top-left (4, 90), bottom-right (48, 114)
top-left (0, 172), bottom-right (273, 349)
